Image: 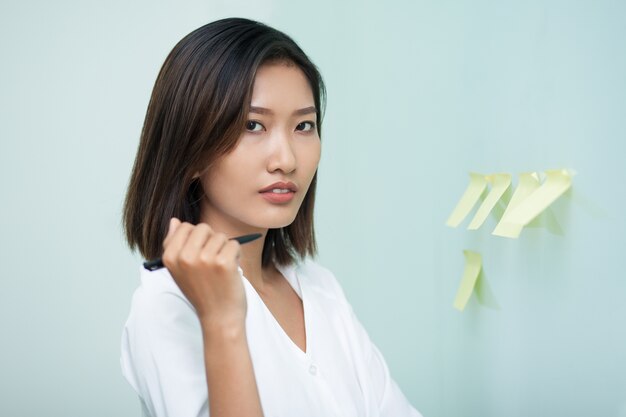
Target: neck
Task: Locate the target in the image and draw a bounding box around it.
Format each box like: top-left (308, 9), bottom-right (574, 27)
top-left (200, 206), bottom-right (286, 292)
top-left (197, 215), bottom-right (277, 291)
top-left (237, 237), bottom-right (275, 291)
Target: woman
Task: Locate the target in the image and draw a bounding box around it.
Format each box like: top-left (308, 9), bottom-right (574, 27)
top-left (121, 17), bottom-right (422, 417)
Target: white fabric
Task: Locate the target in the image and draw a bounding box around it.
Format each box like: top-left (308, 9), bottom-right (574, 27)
top-left (120, 257), bottom-right (423, 417)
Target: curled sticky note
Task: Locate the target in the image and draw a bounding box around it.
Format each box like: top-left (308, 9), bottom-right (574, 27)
top-left (453, 250), bottom-right (482, 311)
top-left (475, 270), bottom-right (500, 310)
top-left (492, 172), bottom-right (541, 238)
top-left (467, 173), bottom-right (512, 230)
top-left (446, 173), bottom-right (487, 228)
top-left (526, 206), bottom-right (563, 235)
top-left (490, 187), bottom-right (513, 221)
top-left (504, 169), bottom-right (573, 233)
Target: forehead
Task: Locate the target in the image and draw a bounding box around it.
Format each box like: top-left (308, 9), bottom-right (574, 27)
top-left (249, 62), bottom-right (314, 111)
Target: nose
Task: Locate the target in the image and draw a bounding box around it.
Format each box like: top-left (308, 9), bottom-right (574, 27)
top-left (266, 128), bottom-right (296, 174)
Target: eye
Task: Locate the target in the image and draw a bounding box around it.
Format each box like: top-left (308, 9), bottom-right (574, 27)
top-left (296, 121), bottom-right (316, 132)
top-left (245, 120), bottom-right (264, 132)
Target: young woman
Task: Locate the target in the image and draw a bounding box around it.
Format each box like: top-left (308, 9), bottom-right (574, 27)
top-left (120, 17), bottom-right (422, 417)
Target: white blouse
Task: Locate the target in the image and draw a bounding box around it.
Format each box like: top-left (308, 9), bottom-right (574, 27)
top-left (120, 257), bottom-right (423, 417)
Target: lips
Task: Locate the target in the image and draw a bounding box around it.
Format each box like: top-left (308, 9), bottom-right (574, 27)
top-left (259, 181), bottom-right (298, 193)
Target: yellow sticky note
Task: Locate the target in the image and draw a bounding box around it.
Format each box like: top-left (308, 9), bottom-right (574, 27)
top-left (467, 173), bottom-right (512, 230)
top-left (526, 206), bottom-right (563, 235)
top-left (492, 172), bottom-right (541, 238)
top-left (453, 250), bottom-right (482, 311)
top-left (475, 271), bottom-right (500, 310)
top-left (506, 169), bottom-right (573, 228)
top-left (445, 173), bottom-right (487, 228)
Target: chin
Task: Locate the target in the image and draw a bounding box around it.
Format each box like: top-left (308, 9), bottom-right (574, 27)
top-left (253, 212), bottom-right (298, 230)
top-left (264, 218), bottom-right (297, 229)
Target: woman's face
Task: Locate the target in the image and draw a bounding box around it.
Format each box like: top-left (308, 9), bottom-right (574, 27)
top-left (198, 62), bottom-right (321, 234)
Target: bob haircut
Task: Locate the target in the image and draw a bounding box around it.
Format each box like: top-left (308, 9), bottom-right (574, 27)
top-left (123, 17), bottom-right (326, 267)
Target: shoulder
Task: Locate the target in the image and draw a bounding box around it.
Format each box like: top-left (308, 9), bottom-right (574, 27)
top-left (124, 267), bottom-right (197, 334)
top-left (120, 268), bottom-right (207, 412)
top-left (122, 267), bottom-right (203, 375)
top-left (138, 266), bottom-right (186, 298)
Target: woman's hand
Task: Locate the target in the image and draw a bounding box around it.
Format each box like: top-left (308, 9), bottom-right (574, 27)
top-left (161, 218), bottom-right (246, 329)
top-left (162, 218), bottom-right (263, 416)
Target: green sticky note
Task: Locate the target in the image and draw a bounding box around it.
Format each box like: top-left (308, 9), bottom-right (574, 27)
top-left (446, 173), bottom-right (487, 228)
top-left (475, 270), bottom-right (500, 310)
top-left (468, 173), bottom-right (512, 230)
top-left (453, 250), bottom-right (482, 311)
top-left (493, 172), bottom-right (541, 238)
top-left (506, 169), bottom-right (573, 227)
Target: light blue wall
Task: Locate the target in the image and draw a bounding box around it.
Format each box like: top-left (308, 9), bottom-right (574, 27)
top-left (1, 1), bottom-right (624, 416)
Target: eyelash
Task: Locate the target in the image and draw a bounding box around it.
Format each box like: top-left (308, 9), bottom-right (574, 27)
top-left (245, 120), bottom-right (316, 133)
top-left (246, 121), bottom-right (264, 132)
top-left (299, 121), bottom-right (316, 132)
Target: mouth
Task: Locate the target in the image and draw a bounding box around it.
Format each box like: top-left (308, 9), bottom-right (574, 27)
top-left (259, 189), bottom-right (296, 204)
top-left (261, 188), bottom-right (292, 194)
top-left (258, 181), bottom-right (298, 193)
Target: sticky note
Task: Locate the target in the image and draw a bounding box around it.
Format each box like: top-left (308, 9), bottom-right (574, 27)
top-left (505, 169), bottom-right (573, 229)
top-left (475, 271), bottom-right (500, 310)
top-left (453, 250), bottom-right (482, 311)
top-left (492, 172), bottom-right (541, 238)
top-left (446, 173), bottom-right (487, 228)
top-left (467, 173), bottom-right (512, 230)
top-left (490, 186), bottom-right (513, 222)
top-left (526, 206), bottom-right (563, 235)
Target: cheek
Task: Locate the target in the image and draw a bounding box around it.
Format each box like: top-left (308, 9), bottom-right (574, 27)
top-left (200, 161), bottom-right (242, 200)
top-left (300, 140), bottom-right (321, 169)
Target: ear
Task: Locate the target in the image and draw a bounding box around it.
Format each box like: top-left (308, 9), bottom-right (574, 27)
top-left (192, 171), bottom-right (201, 179)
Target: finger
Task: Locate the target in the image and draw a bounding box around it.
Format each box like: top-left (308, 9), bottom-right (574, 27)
top-left (199, 232), bottom-right (230, 262)
top-left (162, 222), bottom-right (194, 267)
top-left (217, 240), bottom-right (242, 266)
top-left (163, 217), bottom-right (182, 248)
top-left (180, 223), bottom-right (214, 261)
top-left (211, 240), bottom-right (241, 276)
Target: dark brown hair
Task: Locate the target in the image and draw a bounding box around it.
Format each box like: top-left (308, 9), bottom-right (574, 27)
top-left (123, 17), bottom-right (326, 267)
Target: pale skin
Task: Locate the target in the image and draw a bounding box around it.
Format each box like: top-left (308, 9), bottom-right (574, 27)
top-left (161, 61), bottom-right (321, 417)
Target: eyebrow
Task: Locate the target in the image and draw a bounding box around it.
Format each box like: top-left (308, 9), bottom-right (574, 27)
top-left (249, 105), bottom-right (317, 116)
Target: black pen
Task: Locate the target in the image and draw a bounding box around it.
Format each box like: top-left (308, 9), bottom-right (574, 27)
top-left (143, 233), bottom-right (263, 271)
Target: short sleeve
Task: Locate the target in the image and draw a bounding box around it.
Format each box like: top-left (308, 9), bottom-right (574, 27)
top-left (120, 286), bottom-right (209, 417)
top-left (346, 305), bottom-right (424, 417)
top-left (317, 264), bottom-right (423, 417)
